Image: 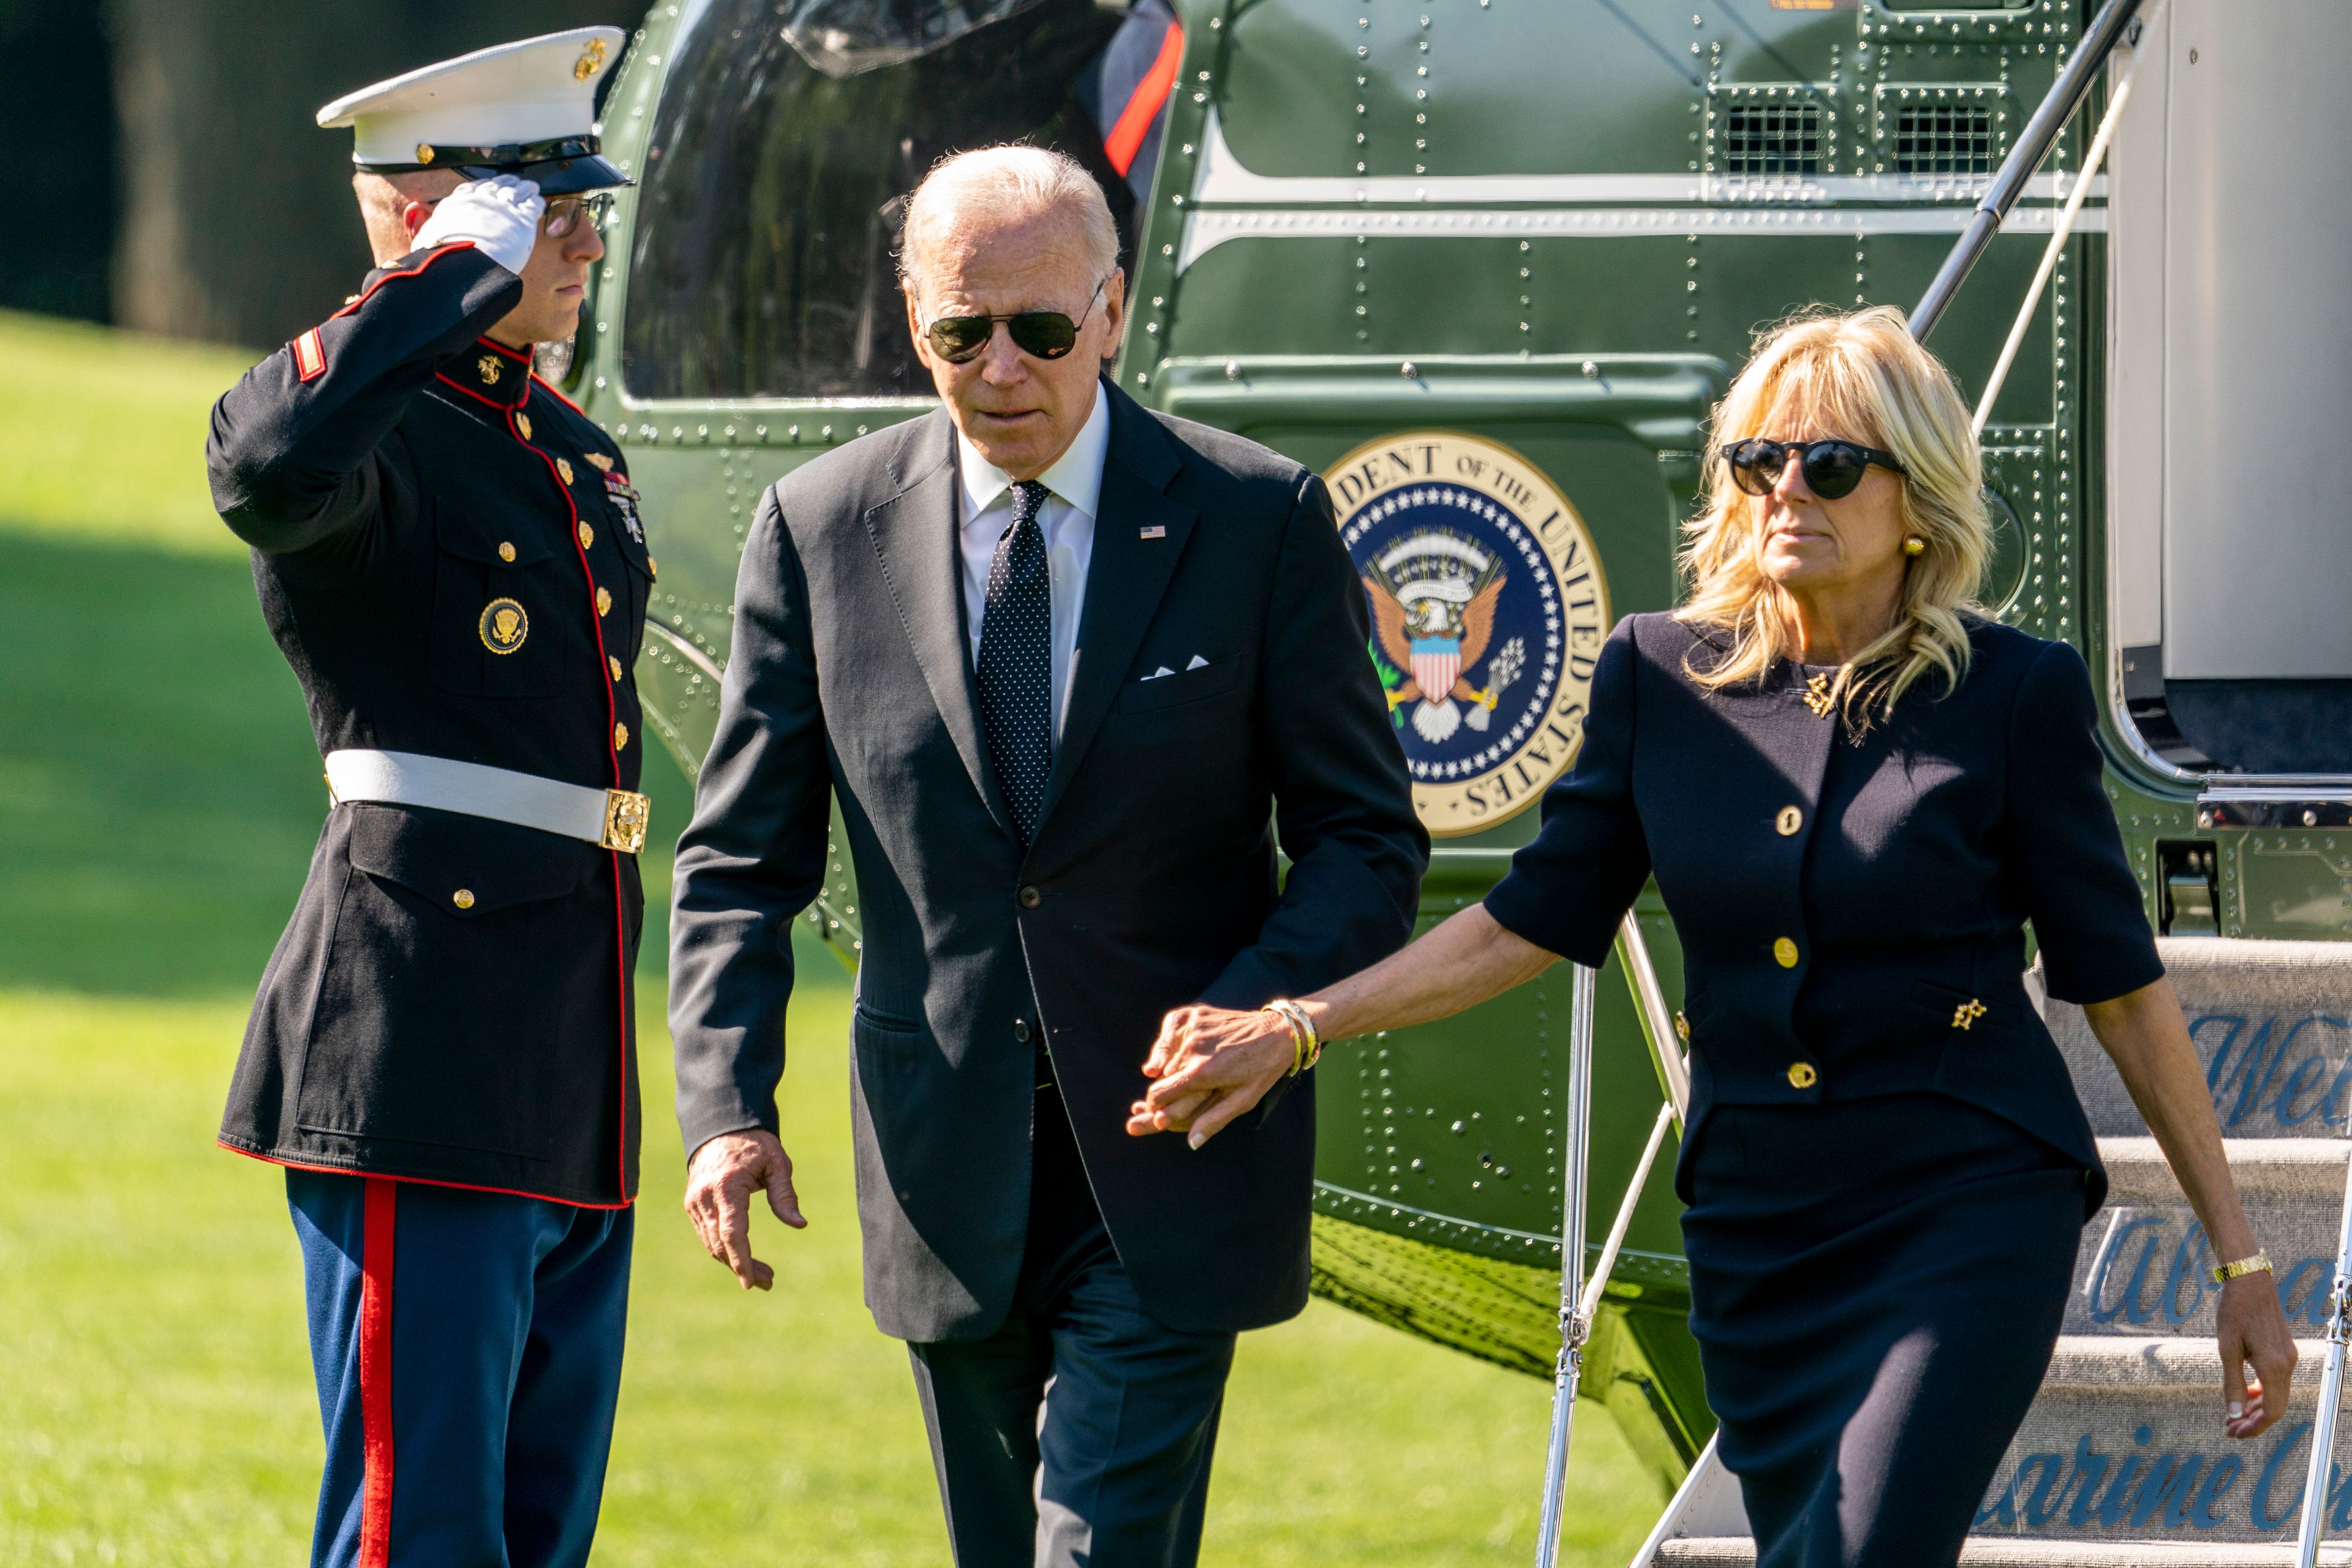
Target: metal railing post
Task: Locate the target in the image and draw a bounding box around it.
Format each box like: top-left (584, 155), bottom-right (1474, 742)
top-left (1908, 0), bottom-right (2143, 341)
top-left (2293, 1148), bottom-right (2352, 1566)
top-left (1534, 962), bottom-right (1598, 1568)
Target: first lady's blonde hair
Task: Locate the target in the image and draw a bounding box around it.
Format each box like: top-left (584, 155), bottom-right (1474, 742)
top-left (1678, 306), bottom-right (1989, 723)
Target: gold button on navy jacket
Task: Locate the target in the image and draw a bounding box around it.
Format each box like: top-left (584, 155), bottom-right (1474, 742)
top-left (1484, 612), bottom-right (2163, 1208)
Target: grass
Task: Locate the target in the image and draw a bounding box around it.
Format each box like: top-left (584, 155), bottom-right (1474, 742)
top-left (0, 306), bottom-right (1663, 1564)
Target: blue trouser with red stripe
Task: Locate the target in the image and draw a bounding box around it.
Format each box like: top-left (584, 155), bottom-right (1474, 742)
top-left (287, 1169), bottom-right (633, 1568)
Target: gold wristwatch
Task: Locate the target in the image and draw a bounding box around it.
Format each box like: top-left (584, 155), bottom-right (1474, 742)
top-left (2211, 1250), bottom-right (2274, 1285)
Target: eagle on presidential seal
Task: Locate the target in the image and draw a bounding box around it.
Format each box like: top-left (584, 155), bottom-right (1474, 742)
top-left (1362, 529), bottom-right (1528, 744)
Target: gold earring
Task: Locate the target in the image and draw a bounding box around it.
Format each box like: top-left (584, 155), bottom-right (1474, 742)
top-left (1903, 536), bottom-right (1926, 557)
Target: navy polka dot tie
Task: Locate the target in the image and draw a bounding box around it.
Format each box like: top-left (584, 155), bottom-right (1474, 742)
top-left (977, 480), bottom-right (1054, 848)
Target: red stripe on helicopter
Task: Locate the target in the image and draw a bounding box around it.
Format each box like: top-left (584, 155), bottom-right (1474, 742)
top-left (1103, 21), bottom-right (1184, 178)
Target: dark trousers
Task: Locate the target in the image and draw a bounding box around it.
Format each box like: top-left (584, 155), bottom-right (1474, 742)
top-left (285, 1169), bottom-right (633, 1568)
top-left (908, 1087), bottom-right (1237, 1568)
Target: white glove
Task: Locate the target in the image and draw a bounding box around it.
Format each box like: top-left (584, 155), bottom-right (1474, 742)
top-left (413, 175), bottom-right (544, 276)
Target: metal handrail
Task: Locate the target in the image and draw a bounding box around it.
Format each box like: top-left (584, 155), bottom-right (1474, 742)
top-left (1534, 914), bottom-right (1688, 1567)
top-left (1909, 0), bottom-right (2145, 341)
top-left (2294, 1153), bottom-right (2352, 1567)
top-left (1618, 913), bottom-right (1689, 1126)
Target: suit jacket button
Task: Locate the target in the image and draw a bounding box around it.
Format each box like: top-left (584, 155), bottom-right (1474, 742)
top-left (1018, 886), bottom-right (1042, 908)
top-left (1776, 805), bottom-right (1802, 835)
top-left (1787, 1061), bottom-right (1817, 1089)
top-left (452, 888), bottom-right (475, 910)
top-left (1773, 936), bottom-right (1799, 968)
top-left (1013, 1019), bottom-right (1033, 1043)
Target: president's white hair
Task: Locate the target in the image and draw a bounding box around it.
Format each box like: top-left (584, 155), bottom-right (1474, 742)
top-left (897, 145), bottom-right (1119, 298)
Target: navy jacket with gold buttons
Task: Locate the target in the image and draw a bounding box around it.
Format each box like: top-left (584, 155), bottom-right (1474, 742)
top-left (1484, 611), bottom-right (2163, 1211)
top-left (206, 240), bottom-right (650, 1207)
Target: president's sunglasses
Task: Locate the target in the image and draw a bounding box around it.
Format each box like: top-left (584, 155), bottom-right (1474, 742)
top-left (1720, 437), bottom-right (1908, 501)
top-left (924, 276), bottom-right (1110, 364)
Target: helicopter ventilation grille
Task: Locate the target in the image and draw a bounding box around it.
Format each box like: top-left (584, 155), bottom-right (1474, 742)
top-left (1721, 103), bottom-right (1823, 176)
top-left (1892, 102), bottom-right (1997, 175)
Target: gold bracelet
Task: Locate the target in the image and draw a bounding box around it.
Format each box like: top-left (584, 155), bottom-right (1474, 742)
top-left (1264, 1000), bottom-right (1322, 1077)
top-left (2211, 1250), bottom-right (2274, 1285)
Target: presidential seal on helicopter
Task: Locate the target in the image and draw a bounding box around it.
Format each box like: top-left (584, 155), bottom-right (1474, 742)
top-left (1328, 431), bottom-right (1610, 837)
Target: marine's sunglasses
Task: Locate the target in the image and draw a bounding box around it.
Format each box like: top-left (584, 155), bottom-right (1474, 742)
top-left (540, 193), bottom-right (611, 238)
top-left (413, 192), bottom-right (610, 239)
top-left (1720, 437), bottom-right (1908, 500)
top-left (925, 276), bottom-right (1111, 364)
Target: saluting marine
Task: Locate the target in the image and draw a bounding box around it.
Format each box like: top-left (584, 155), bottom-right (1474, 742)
top-left (205, 29), bottom-right (650, 1568)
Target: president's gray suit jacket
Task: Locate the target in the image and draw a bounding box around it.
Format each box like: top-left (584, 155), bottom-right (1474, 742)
top-left (668, 383), bottom-right (1427, 1341)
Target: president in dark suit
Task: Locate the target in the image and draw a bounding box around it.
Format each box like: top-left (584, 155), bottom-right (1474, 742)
top-left (666, 145), bottom-right (1426, 1567)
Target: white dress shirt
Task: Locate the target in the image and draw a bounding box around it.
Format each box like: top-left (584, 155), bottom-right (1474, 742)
top-left (956, 390), bottom-right (1109, 741)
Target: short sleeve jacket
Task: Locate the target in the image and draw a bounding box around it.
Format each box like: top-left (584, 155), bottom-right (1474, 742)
top-left (1484, 612), bottom-right (2163, 1205)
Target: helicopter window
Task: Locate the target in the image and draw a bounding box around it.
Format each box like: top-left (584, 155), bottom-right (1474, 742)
top-left (621, 0), bottom-right (1156, 402)
top-left (1892, 103), bottom-right (1997, 176)
top-left (1721, 104), bottom-right (1822, 177)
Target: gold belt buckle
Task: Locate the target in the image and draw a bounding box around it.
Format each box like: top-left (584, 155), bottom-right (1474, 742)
top-left (600, 788), bottom-right (650, 854)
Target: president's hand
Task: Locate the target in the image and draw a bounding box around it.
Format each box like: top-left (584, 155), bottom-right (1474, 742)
top-left (683, 1128), bottom-right (805, 1291)
top-left (1126, 1004), bottom-right (1297, 1148)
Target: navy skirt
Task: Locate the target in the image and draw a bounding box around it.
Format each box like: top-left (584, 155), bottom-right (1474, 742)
top-left (1681, 1091), bottom-right (2087, 1568)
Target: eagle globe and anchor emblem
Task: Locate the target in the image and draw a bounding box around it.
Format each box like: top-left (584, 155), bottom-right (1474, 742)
top-left (1325, 432), bottom-right (1610, 835)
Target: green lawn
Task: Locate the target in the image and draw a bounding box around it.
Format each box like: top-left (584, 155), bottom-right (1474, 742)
top-left (0, 307), bottom-right (1662, 1564)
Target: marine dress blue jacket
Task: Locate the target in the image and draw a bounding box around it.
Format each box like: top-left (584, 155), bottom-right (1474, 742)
top-left (1484, 612), bottom-right (2164, 1211)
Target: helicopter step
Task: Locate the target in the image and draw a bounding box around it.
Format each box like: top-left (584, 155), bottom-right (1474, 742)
top-left (1654, 1536), bottom-right (2352, 1565)
top-left (1634, 938), bottom-right (2352, 1564)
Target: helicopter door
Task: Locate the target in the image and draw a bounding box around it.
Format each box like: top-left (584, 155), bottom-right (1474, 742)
top-left (2107, 0), bottom-right (2352, 775)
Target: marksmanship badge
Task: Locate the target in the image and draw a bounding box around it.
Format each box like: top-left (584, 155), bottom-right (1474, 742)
top-left (1326, 432), bottom-right (1610, 837)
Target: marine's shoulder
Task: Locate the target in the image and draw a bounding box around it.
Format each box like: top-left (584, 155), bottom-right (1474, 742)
top-left (526, 377), bottom-right (623, 467)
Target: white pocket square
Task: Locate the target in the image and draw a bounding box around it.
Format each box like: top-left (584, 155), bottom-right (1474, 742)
top-left (1186, 654), bottom-right (1210, 670)
top-left (1141, 666), bottom-right (1175, 681)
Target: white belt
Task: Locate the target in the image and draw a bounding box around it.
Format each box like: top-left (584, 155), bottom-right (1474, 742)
top-left (325, 749), bottom-right (650, 854)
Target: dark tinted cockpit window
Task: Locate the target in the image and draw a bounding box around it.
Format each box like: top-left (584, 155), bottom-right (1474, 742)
top-left (622, 0), bottom-right (1148, 401)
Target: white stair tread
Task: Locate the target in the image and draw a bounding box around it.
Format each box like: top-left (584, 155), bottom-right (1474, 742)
top-left (1655, 1539), bottom-right (2352, 1564)
top-left (2039, 1335), bottom-right (2329, 1389)
top-left (2098, 1137), bottom-right (2351, 1168)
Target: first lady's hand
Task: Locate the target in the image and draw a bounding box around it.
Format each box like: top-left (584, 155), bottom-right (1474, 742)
top-left (2218, 1273), bottom-right (2297, 1439)
top-left (1126, 1005), bottom-right (1297, 1148)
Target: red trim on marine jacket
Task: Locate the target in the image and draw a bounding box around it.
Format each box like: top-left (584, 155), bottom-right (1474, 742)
top-left (429, 371), bottom-right (526, 411)
top-left (358, 1177), bottom-right (397, 1568)
top-left (1104, 21), bottom-right (1185, 176)
top-left (214, 1139), bottom-right (635, 1210)
top-left (293, 328), bottom-right (326, 382)
top-left (475, 335), bottom-right (530, 364)
top-left (513, 401), bottom-right (638, 1204)
top-left (529, 372), bottom-right (588, 416)
top-left (328, 239), bottom-right (480, 322)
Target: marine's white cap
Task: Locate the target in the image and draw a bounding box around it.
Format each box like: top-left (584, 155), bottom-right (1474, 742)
top-left (315, 27), bottom-right (630, 195)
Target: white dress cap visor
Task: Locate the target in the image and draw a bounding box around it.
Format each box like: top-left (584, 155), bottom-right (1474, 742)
top-left (315, 26), bottom-right (627, 190)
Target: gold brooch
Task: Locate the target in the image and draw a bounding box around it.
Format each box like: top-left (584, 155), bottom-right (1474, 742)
top-left (1952, 998), bottom-right (1988, 1031)
top-left (1802, 671), bottom-right (1835, 718)
top-left (480, 598), bottom-right (529, 655)
top-left (478, 354), bottom-right (501, 385)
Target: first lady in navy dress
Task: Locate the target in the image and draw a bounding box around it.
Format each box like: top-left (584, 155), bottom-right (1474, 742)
top-left (1128, 306), bottom-right (2300, 1566)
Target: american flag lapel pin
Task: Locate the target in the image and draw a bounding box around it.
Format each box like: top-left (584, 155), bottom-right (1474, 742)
top-left (1139, 525), bottom-right (1167, 539)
